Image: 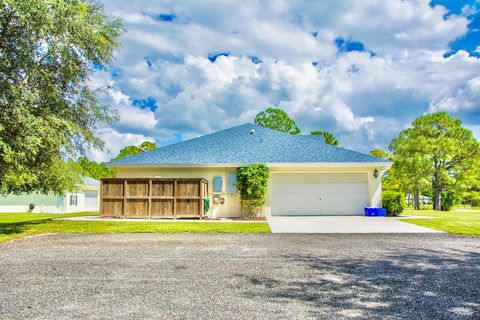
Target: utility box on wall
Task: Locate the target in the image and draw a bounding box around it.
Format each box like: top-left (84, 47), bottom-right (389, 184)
top-left (213, 176), bottom-right (222, 194)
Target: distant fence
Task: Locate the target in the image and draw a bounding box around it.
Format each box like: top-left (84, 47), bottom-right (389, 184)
top-left (100, 178), bottom-right (208, 219)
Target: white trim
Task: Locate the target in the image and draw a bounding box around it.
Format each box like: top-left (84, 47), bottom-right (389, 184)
top-left (270, 170), bottom-right (371, 175)
top-left (107, 162), bottom-right (392, 169)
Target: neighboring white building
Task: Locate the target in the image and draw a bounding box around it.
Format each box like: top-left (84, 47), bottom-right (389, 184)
top-left (0, 177), bottom-right (100, 213)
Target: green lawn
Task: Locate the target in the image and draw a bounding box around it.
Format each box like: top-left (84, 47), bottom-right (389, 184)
top-left (0, 212), bottom-right (271, 244)
top-left (400, 209), bottom-right (480, 236)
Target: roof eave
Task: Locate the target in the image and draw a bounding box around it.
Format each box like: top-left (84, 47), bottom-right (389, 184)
top-left (106, 162), bottom-right (392, 169)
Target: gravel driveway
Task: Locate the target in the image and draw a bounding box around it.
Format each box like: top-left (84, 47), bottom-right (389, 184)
top-left (0, 233), bottom-right (479, 319)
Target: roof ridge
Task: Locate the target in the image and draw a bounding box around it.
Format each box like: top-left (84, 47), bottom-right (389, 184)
top-left (295, 134), bottom-right (386, 162)
top-left (109, 123), bottom-right (255, 164)
top-left (256, 127), bottom-right (385, 162)
top-left (161, 123), bottom-right (254, 149)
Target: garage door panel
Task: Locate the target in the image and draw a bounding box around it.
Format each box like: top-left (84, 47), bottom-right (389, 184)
top-left (273, 195), bottom-right (323, 206)
top-left (271, 173), bottom-right (367, 183)
top-left (319, 195), bottom-right (369, 215)
top-left (271, 173), bottom-right (369, 216)
top-left (272, 195), bottom-right (368, 215)
top-left (273, 196), bottom-right (322, 215)
top-left (272, 182), bottom-right (367, 194)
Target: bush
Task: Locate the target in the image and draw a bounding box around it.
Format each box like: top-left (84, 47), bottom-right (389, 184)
top-left (236, 164), bottom-right (270, 216)
top-left (463, 192), bottom-right (480, 208)
top-left (441, 192), bottom-right (457, 211)
top-left (469, 196), bottom-right (480, 208)
top-left (383, 191), bottom-right (405, 216)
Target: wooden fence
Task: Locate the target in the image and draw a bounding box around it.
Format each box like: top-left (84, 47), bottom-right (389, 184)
top-left (100, 178), bottom-right (208, 219)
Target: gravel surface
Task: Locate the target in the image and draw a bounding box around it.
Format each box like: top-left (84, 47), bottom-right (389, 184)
top-left (0, 233), bottom-right (479, 319)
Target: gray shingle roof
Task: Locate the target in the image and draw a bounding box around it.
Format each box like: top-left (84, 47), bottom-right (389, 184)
top-left (108, 123), bottom-right (388, 166)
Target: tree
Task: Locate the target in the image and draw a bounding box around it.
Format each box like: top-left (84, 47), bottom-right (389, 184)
top-left (369, 149), bottom-right (390, 159)
top-left (113, 141), bottom-right (157, 160)
top-left (311, 130), bottom-right (339, 146)
top-left (254, 108), bottom-right (301, 135)
top-left (390, 112), bottom-right (480, 211)
top-left (389, 152), bottom-right (431, 210)
top-left (0, 0), bottom-right (122, 195)
top-left (77, 156), bottom-right (115, 180)
top-left (460, 164), bottom-right (480, 207)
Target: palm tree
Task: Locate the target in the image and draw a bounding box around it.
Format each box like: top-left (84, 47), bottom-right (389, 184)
top-left (310, 130), bottom-right (339, 146)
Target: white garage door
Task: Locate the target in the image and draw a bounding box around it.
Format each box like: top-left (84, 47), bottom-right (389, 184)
top-left (270, 173), bottom-right (369, 216)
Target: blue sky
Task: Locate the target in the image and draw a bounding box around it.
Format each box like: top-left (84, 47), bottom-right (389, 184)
top-left (88, 0), bottom-right (480, 161)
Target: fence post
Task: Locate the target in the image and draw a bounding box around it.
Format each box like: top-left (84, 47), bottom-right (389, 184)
top-left (148, 179), bottom-right (152, 219)
top-left (173, 179), bottom-right (177, 219)
top-left (122, 180), bottom-right (127, 218)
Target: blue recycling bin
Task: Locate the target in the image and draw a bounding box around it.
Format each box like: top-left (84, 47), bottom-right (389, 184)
top-left (376, 208), bottom-right (387, 216)
top-left (364, 207), bottom-right (377, 216)
top-left (364, 207), bottom-right (386, 217)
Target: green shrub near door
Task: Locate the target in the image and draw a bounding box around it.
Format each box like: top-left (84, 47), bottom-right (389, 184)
top-left (383, 191), bottom-right (405, 216)
top-left (236, 164), bottom-right (269, 217)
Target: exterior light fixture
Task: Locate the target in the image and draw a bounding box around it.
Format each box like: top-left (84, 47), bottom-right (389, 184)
top-left (373, 169), bottom-right (379, 179)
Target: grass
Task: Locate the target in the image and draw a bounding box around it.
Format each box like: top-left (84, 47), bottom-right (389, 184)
top-left (0, 212), bottom-right (271, 244)
top-left (400, 209), bottom-right (480, 236)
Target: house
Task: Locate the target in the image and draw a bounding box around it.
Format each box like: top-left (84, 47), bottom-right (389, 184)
top-left (106, 124), bottom-right (391, 217)
top-left (0, 177), bottom-right (100, 213)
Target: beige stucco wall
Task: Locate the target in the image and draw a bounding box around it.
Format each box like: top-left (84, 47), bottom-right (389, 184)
top-left (115, 165), bottom-right (384, 218)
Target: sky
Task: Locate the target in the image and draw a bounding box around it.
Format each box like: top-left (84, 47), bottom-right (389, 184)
top-left (88, 0), bottom-right (480, 162)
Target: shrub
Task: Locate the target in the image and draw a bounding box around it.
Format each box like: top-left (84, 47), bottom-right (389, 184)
top-left (236, 164), bottom-right (269, 216)
top-left (469, 195), bottom-right (480, 208)
top-left (382, 191), bottom-right (405, 216)
top-left (463, 192), bottom-right (480, 208)
top-left (441, 192), bottom-right (457, 211)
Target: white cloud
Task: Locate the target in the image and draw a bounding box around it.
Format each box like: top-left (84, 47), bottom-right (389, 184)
top-left (105, 0), bottom-right (469, 59)
top-left (86, 128), bottom-right (155, 162)
top-left (86, 0), bottom-right (480, 159)
top-left (100, 88), bottom-right (158, 133)
top-left (429, 76), bottom-right (480, 112)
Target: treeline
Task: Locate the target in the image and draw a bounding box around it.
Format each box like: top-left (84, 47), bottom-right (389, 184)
top-left (77, 141), bottom-right (156, 180)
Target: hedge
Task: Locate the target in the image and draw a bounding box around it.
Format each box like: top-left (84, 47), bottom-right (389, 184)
top-left (383, 191), bottom-right (405, 216)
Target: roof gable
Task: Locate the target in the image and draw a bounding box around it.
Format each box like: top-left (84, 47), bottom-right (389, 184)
top-left (108, 124), bottom-right (388, 166)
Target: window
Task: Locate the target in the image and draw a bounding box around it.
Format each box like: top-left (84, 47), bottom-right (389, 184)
top-left (70, 195), bottom-right (78, 206)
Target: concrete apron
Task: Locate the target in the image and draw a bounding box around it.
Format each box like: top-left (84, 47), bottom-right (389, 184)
top-left (267, 216), bottom-right (442, 234)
